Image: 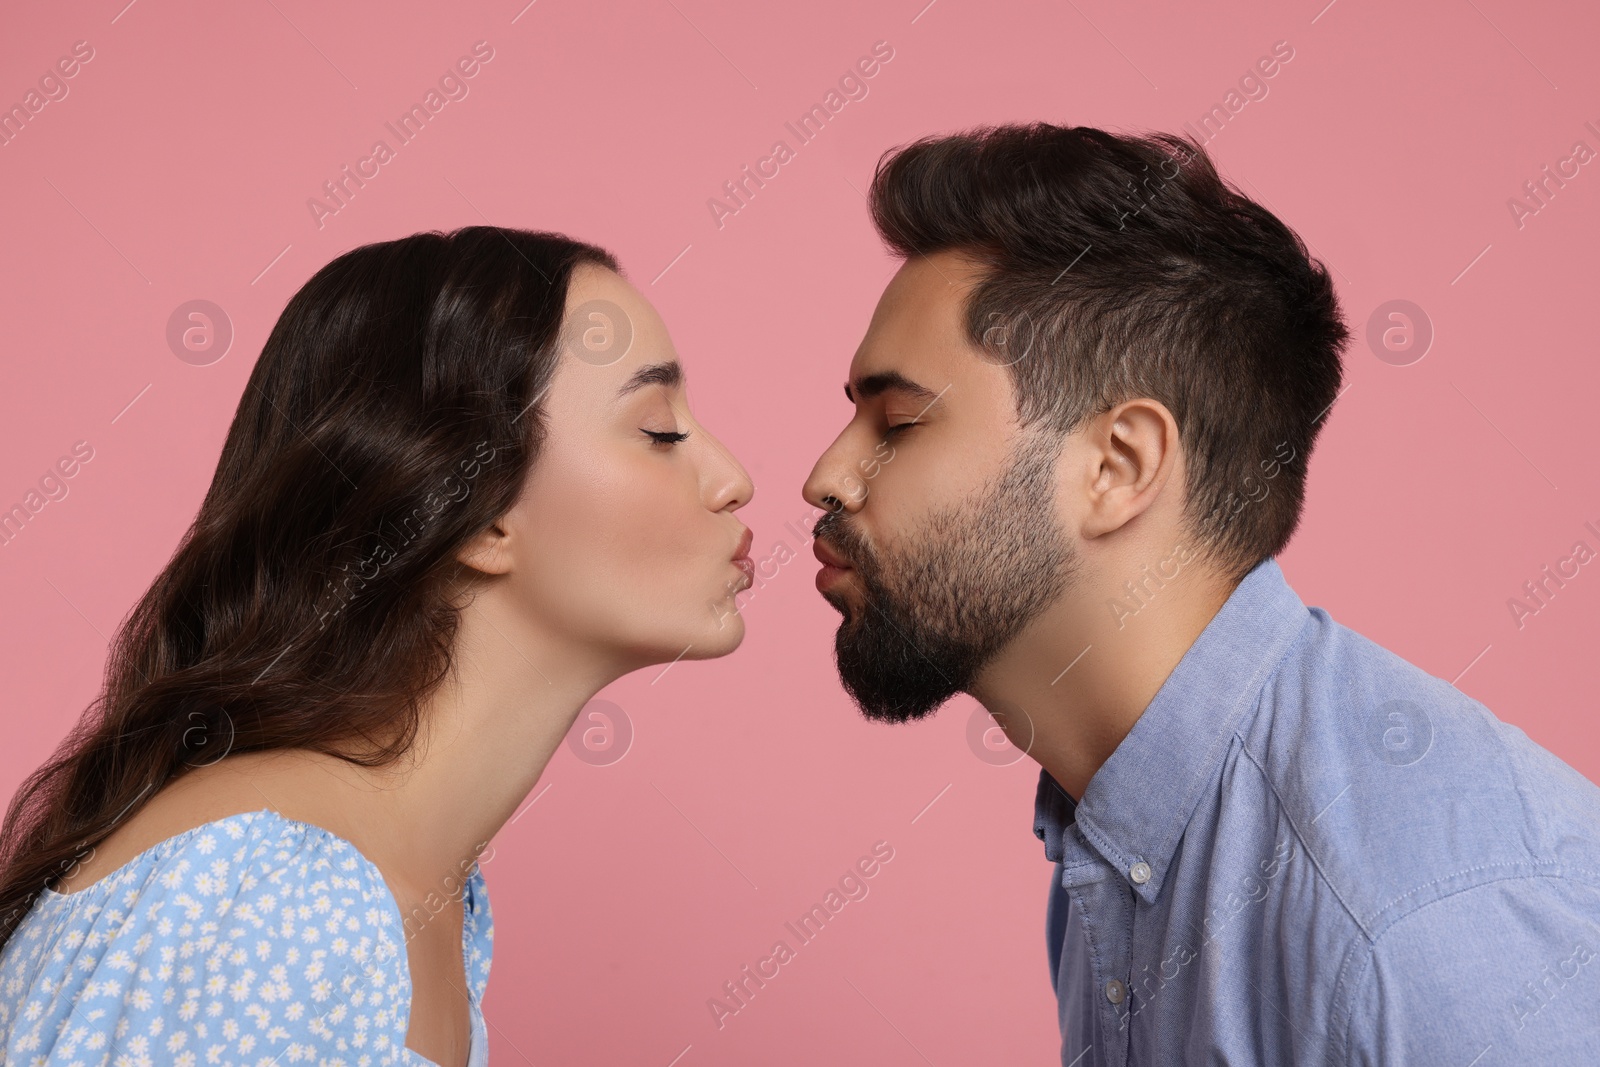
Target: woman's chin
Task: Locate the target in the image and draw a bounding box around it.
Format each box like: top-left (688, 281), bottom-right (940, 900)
top-left (690, 614), bottom-right (748, 658)
top-left (617, 622), bottom-right (749, 674)
top-left (662, 610), bottom-right (748, 662)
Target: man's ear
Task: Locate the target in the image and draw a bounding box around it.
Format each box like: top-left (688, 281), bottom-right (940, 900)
top-left (1079, 398), bottom-right (1179, 540)
top-left (455, 517), bottom-right (516, 576)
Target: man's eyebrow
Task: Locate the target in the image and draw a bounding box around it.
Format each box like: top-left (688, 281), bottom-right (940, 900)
top-left (617, 360), bottom-right (683, 398)
top-left (844, 370), bottom-right (940, 405)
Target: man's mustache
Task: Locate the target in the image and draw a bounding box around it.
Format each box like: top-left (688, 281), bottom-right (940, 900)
top-left (812, 514), bottom-right (863, 569)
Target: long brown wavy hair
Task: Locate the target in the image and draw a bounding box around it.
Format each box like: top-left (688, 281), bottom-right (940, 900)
top-left (0, 225), bottom-right (618, 956)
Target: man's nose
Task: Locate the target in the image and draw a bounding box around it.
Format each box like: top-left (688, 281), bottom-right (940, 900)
top-left (802, 431), bottom-right (873, 515)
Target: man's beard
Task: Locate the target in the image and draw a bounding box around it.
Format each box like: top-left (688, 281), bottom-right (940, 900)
top-left (815, 431), bottom-right (1078, 724)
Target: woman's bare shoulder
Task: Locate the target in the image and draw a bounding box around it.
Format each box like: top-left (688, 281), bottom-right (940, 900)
top-left (52, 750), bottom-right (349, 895)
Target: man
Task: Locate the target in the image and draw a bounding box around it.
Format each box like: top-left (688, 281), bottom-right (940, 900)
top-left (801, 122), bottom-right (1600, 1065)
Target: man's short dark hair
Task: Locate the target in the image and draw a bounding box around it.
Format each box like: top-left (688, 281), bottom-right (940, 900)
top-left (867, 122), bottom-right (1349, 583)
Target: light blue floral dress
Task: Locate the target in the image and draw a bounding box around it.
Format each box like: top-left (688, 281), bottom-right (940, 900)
top-left (0, 808), bottom-right (492, 1066)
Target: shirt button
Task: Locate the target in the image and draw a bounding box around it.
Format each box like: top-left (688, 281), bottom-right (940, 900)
top-left (1105, 978), bottom-right (1127, 1005)
top-left (1129, 861), bottom-right (1151, 885)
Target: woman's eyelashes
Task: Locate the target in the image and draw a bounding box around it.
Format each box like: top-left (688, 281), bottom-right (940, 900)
top-left (883, 420), bottom-right (918, 439)
top-left (643, 428), bottom-right (691, 447)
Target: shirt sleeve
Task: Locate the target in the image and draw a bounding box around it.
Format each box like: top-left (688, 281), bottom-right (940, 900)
top-left (1341, 874), bottom-right (1600, 1066)
top-left (12, 819), bottom-right (417, 1066)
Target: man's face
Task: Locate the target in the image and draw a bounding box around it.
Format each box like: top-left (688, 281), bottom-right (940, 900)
top-left (801, 250), bottom-right (1079, 723)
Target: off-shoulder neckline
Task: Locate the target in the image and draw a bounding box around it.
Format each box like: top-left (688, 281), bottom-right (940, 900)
top-left (39, 807), bottom-right (486, 917)
top-left (45, 808), bottom-right (382, 898)
top-left (28, 806), bottom-right (490, 1067)
top-left (41, 808), bottom-right (268, 901)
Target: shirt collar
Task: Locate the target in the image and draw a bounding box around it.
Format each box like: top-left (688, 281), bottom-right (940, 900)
top-left (1031, 555), bottom-right (1310, 903)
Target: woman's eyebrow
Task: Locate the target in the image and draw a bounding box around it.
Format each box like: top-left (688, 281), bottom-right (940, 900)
top-left (616, 360), bottom-right (683, 398)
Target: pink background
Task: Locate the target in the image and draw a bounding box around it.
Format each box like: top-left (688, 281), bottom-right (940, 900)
top-left (3, 0), bottom-right (1598, 1063)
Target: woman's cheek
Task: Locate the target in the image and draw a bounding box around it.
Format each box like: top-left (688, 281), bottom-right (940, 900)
top-left (613, 464), bottom-right (717, 608)
top-left (534, 444), bottom-right (710, 626)
top-left (614, 482), bottom-right (701, 579)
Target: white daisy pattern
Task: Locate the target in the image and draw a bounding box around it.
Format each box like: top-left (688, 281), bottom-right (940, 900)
top-left (0, 810), bottom-right (493, 1066)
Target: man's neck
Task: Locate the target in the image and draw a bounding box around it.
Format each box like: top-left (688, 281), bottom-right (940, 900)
top-left (969, 554), bottom-right (1237, 800)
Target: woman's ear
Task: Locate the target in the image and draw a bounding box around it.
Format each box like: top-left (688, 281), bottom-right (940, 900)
top-left (455, 518), bottom-right (516, 576)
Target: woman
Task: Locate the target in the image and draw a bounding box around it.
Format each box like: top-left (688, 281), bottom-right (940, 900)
top-left (0, 226), bottom-right (755, 1067)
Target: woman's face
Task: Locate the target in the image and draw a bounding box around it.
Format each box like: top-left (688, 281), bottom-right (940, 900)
top-left (490, 263), bottom-right (755, 670)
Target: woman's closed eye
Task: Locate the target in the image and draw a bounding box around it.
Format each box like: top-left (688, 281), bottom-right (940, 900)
top-left (643, 428), bottom-right (691, 447)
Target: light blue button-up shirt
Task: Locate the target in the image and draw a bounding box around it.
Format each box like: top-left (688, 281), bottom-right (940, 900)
top-left (1034, 556), bottom-right (1600, 1065)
